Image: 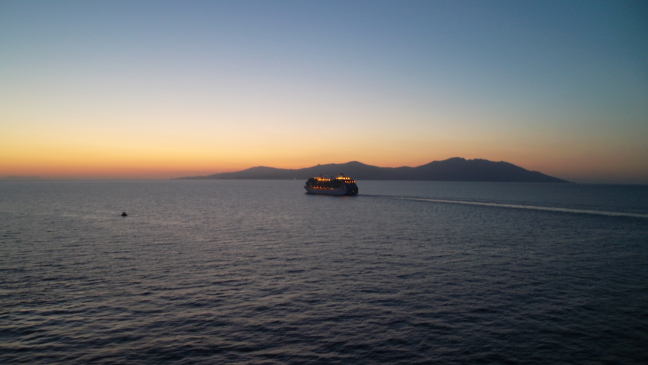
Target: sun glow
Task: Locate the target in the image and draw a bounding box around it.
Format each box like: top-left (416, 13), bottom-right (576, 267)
top-left (1, 2), bottom-right (646, 183)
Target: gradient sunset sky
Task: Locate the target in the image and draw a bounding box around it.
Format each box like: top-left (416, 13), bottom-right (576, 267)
top-left (1, 0), bottom-right (647, 183)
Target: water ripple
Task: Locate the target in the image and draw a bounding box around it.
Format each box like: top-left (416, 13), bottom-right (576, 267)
top-left (1, 180), bottom-right (647, 364)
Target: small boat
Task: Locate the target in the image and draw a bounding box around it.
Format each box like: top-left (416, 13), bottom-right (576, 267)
top-left (304, 173), bottom-right (358, 196)
top-left (121, 212), bottom-right (128, 217)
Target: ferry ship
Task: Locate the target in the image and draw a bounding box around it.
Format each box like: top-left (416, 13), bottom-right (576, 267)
top-left (304, 174), bottom-right (358, 196)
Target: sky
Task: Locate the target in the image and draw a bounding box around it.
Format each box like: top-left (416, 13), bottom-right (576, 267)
top-left (1, 0), bottom-right (647, 183)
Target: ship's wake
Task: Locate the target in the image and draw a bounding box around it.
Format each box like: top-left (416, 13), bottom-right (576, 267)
top-left (362, 195), bottom-right (648, 219)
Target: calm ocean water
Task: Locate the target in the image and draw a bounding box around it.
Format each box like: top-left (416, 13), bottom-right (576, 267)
top-left (1, 180), bottom-right (647, 364)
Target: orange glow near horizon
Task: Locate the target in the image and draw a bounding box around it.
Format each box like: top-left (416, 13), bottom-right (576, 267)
top-left (2, 73), bottom-right (646, 183)
top-left (1, 67), bottom-right (646, 183)
top-left (2, 132), bottom-right (647, 183)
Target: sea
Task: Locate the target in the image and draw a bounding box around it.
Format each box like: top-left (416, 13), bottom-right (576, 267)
top-left (1, 180), bottom-right (647, 364)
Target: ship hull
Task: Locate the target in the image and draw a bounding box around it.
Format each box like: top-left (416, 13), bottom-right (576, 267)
top-left (304, 186), bottom-right (350, 195)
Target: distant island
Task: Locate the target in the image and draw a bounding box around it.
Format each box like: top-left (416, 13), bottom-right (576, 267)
top-left (180, 158), bottom-right (569, 183)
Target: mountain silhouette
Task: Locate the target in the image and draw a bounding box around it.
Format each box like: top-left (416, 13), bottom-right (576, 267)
top-left (180, 158), bottom-right (568, 182)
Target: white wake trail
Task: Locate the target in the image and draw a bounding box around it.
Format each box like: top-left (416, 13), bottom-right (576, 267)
top-left (398, 197), bottom-right (648, 219)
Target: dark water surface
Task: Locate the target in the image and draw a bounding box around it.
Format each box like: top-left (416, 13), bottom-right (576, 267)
top-left (1, 180), bottom-right (647, 364)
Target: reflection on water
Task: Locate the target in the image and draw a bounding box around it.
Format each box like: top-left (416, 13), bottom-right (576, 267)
top-left (1, 180), bottom-right (647, 364)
